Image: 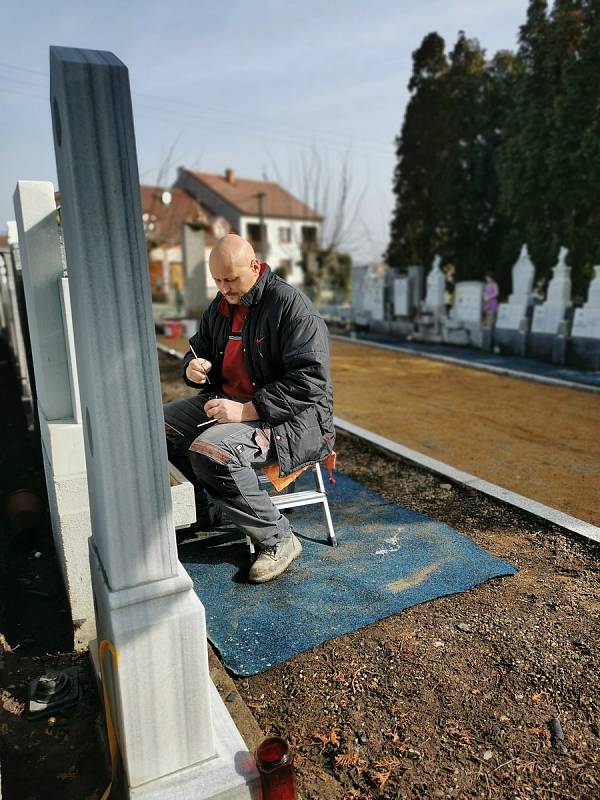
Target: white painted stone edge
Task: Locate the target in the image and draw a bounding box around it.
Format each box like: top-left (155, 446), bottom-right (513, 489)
top-left (157, 343), bottom-right (185, 361)
top-left (334, 415), bottom-right (600, 545)
top-left (329, 333), bottom-right (600, 395)
top-left (156, 343), bottom-right (600, 543)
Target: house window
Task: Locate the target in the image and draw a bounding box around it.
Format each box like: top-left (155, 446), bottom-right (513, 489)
top-left (246, 223), bottom-right (266, 248)
top-left (301, 225), bottom-right (317, 249)
top-left (278, 226), bottom-right (292, 244)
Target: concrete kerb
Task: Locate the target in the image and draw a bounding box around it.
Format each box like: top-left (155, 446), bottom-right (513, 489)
top-left (157, 342), bottom-right (185, 361)
top-left (334, 416), bottom-right (600, 546)
top-left (329, 333), bottom-right (600, 395)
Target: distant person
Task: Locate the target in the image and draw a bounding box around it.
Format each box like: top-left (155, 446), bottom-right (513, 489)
top-left (173, 284), bottom-right (184, 316)
top-left (482, 272), bottom-right (500, 328)
top-left (163, 234), bottom-right (335, 583)
top-left (444, 264), bottom-right (456, 313)
top-left (532, 278), bottom-right (546, 304)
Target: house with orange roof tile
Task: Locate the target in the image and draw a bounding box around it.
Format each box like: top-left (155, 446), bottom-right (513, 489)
top-left (174, 167), bottom-right (322, 287)
top-left (140, 185), bottom-right (231, 303)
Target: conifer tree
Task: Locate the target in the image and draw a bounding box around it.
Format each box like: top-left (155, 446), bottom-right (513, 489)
top-left (548, 0), bottom-right (597, 297)
top-left (441, 35), bottom-right (520, 287)
top-left (386, 33), bottom-right (449, 268)
top-left (499, 0), bottom-right (557, 284)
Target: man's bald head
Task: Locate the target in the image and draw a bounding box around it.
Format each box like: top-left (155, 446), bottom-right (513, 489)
top-left (210, 234), bottom-right (256, 270)
top-left (209, 234), bottom-right (261, 305)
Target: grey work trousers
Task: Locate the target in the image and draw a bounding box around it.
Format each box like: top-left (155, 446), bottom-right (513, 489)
top-left (164, 395), bottom-right (291, 548)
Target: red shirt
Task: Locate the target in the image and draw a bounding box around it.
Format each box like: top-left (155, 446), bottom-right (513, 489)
top-left (221, 303), bottom-right (254, 400)
top-left (220, 263), bottom-right (267, 401)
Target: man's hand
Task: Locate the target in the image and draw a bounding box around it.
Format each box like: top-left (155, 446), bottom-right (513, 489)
top-left (204, 398), bottom-right (259, 423)
top-left (186, 357), bottom-right (212, 384)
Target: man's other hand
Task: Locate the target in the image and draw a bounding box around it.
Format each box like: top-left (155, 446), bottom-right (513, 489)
top-left (204, 398), bottom-right (259, 423)
top-left (186, 357), bottom-right (212, 384)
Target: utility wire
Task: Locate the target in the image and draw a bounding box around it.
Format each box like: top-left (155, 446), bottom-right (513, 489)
top-left (0, 59), bottom-right (394, 154)
top-left (0, 81), bottom-right (392, 161)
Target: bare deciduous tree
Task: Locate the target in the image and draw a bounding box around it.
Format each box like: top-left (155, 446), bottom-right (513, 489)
top-left (268, 146), bottom-right (367, 302)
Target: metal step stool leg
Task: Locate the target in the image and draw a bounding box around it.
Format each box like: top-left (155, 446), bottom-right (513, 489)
top-left (313, 463), bottom-right (337, 547)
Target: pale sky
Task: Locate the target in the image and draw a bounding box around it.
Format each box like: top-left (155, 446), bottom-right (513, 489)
top-left (2, 0), bottom-right (529, 263)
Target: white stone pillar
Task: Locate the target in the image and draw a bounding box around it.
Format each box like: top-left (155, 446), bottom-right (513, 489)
top-left (532, 247), bottom-right (572, 335)
top-left (572, 265), bottom-right (600, 339)
top-left (497, 245), bottom-right (535, 331)
top-left (13, 181), bottom-right (94, 647)
top-left (50, 46), bottom-right (257, 797)
top-left (4, 224), bottom-right (30, 383)
top-left (424, 256), bottom-right (446, 312)
top-left (0, 255), bottom-right (6, 332)
top-left (182, 222), bottom-right (211, 316)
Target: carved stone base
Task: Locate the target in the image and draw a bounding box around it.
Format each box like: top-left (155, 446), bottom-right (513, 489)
top-left (90, 545), bottom-right (258, 797)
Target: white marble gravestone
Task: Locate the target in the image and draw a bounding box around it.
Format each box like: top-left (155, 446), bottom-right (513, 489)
top-left (441, 280), bottom-right (484, 346)
top-left (352, 264), bottom-right (385, 323)
top-left (14, 181), bottom-right (94, 647)
top-left (393, 276), bottom-right (411, 316)
top-left (351, 264), bottom-right (368, 322)
top-left (496, 245), bottom-right (535, 331)
top-left (4, 222), bottom-right (33, 415)
top-left (14, 182), bottom-right (195, 648)
top-left (451, 281), bottom-right (484, 325)
top-left (0, 253), bottom-right (7, 333)
top-left (411, 257), bottom-right (446, 342)
top-left (407, 265), bottom-right (425, 309)
top-left (364, 268), bottom-right (386, 321)
top-left (572, 266), bottom-right (600, 339)
top-left (531, 247), bottom-right (572, 335)
top-left (50, 46), bottom-right (257, 799)
top-left (424, 257), bottom-right (446, 311)
top-left (0, 252), bottom-right (11, 343)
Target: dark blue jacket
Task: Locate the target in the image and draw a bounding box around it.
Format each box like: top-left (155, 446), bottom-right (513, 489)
top-left (183, 266), bottom-right (335, 476)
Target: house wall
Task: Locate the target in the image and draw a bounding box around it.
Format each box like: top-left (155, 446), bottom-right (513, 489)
top-left (240, 215), bottom-right (319, 287)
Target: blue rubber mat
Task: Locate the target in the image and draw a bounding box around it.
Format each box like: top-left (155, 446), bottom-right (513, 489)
top-left (180, 473), bottom-right (517, 676)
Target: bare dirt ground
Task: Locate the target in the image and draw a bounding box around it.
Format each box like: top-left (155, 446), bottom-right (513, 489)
top-left (160, 352), bottom-right (600, 800)
top-left (158, 334), bottom-right (600, 525)
top-left (1, 348), bottom-right (598, 799)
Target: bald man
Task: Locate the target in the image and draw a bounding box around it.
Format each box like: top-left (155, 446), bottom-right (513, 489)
top-left (164, 234), bottom-right (335, 583)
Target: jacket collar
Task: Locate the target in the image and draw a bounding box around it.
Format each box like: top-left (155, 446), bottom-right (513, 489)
top-left (240, 262), bottom-right (271, 307)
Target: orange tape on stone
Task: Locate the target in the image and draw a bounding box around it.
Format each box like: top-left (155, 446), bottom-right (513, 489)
top-left (98, 639), bottom-right (121, 800)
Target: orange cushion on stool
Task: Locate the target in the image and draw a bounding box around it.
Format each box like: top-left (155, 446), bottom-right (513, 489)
top-left (261, 463), bottom-right (309, 493)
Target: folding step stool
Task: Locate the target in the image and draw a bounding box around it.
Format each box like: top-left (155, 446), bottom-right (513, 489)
top-left (246, 459), bottom-right (337, 554)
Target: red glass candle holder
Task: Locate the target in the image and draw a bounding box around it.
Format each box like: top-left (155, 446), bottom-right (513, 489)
top-left (255, 736), bottom-right (297, 800)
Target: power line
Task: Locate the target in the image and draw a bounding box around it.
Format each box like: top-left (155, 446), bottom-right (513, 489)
top-left (0, 59), bottom-right (395, 155)
top-left (0, 79), bottom-right (392, 161)
top-left (0, 61), bottom-right (47, 76)
top-left (0, 85), bottom-right (47, 102)
top-left (133, 90), bottom-right (394, 152)
top-left (132, 101), bottom-right (392, 159)
top-left (0, 74), bottom-right (49, 91)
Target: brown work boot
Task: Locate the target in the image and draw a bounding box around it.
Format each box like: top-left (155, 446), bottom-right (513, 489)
top-left (248, 533), bottom-right (302, 583)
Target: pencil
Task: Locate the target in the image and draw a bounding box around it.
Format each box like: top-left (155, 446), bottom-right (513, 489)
top-left (189, 343), bottom-right (211, 384)
top-left (196, 418), bottom-right (218, 428)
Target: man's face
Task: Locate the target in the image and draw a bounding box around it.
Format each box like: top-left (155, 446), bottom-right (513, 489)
top-left (210, 258), bottom-right (261, 304)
